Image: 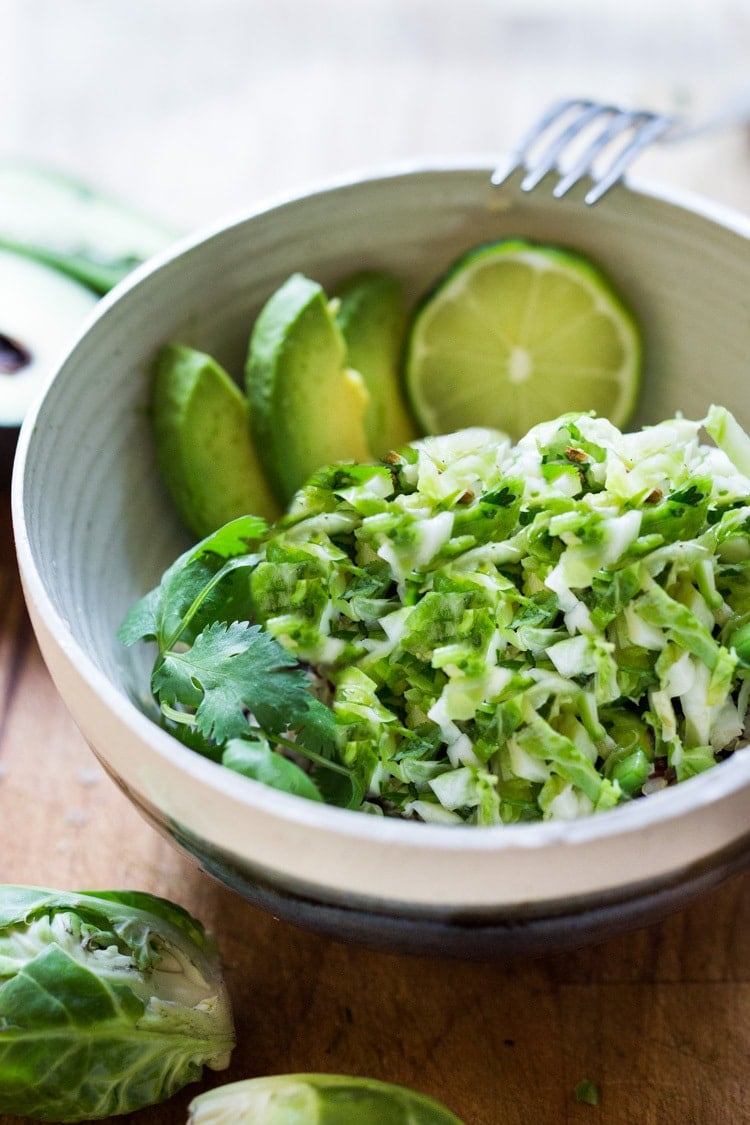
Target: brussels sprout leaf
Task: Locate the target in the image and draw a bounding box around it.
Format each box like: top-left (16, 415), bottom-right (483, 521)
top-left (0, 887), bottom-right (234, 1122)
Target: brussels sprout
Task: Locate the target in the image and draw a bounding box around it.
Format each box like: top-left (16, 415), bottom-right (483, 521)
top-left (188, 1074), bottom-right (464, 1124)
top-left (0, 885), bottom-right (235, 1121)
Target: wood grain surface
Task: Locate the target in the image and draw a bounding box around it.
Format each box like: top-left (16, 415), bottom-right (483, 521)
top-left (3, 3), bottom-right (750, 1122)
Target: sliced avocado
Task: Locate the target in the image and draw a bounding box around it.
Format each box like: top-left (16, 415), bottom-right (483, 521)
top-left (333, 270), bottom-right (419, 453)
top-left (0, 247), bottom-right (98, 476)
top-left (245, 273), bottom-right (372, 503)
top-left (152, 343), bottom-right (280, 538)
top-left (0, 162), bottom-right (176, 294)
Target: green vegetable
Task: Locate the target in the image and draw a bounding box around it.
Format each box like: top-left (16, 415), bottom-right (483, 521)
top-left (187, 1074), bottom-right (464, 1123)
top-left (0, 886), bottom-right (235, 1122)
top-left (0, 161), bottom-right (175, 294)
top-left (151, 342), bottom-right (280, 537)
top-left (119, 515), bottom-right (362, 807)
top-left (574, 1079), bottom-right (600, 1106)
top-left (122, 408), bottom-right (750, 824)
top-left (333, 269), bottom-right (419, 453)
top-left (0, 248), bottom-right (98, 430)
top-left (245, 272), bottom-right (372, 504)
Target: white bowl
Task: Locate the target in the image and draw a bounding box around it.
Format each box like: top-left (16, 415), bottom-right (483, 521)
top-left (12, 165), bottom-right (750, 957)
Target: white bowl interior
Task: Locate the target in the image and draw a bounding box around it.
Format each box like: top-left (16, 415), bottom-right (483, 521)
top-left (13, 166), bottom-right (750, 913)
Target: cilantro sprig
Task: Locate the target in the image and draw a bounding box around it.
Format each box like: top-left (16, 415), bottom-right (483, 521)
top-left (118, 516), bottom-right (358, 807)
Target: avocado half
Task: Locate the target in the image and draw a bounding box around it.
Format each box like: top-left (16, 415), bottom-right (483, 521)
top-left (0, 161), bottom-right (175, 294)
top-left (0, 248), bottom-right (98, 479)
top-left (0, 163), bottom-right (177, 481)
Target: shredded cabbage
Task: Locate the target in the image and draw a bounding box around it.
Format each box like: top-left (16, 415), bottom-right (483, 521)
top-left (238, 406), bottom-right (750, 823)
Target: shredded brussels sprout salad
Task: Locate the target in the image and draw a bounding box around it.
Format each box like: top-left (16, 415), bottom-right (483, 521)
top-left (121, 405), bottom-right (750, 825)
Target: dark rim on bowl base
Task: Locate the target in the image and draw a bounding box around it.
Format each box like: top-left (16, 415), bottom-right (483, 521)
top-left (96, 751), bottom-right (750, 959)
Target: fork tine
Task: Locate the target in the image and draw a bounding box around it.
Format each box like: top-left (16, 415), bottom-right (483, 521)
top-left (493, 99), bottom-right (675, 205)
top-left (491, 97), bottom-right (590, 187)
top-left (552, 108), bottom-right (642, 199)
top-left (583, 112), bottom-right (674, 203)
top-left (519, 101), bottom-right (614, 193)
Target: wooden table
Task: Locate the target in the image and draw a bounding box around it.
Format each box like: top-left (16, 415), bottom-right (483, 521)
top-left (3, 3), bottom-right (750, 1122)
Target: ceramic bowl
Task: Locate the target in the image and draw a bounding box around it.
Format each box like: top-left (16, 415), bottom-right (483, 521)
top-left (12, 165), bottom-right (750, 958)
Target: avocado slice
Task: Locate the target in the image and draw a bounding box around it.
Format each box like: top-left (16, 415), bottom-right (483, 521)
top-left (152, 343), bottom-right (280, 538)
top-left (0, 162), bottom-right (176, 294)
top-left (333, 270), bottom-right (419, 454)
top-left (245, 273), bottom-right (372, 504)
top-left (0, 247), bottom-right (98, 476)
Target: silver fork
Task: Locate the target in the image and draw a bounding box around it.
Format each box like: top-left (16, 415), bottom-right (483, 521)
top-left (491, 95), bottom-right (750, 205)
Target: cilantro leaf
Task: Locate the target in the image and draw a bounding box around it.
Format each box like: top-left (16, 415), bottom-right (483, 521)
top-left (222, 737), bottom-right (324, 803)
top-left (152, 621), bottom-right (312, 742)
top-left (292, 699), bottom-right (365, 808)
top-left (294, 697), bottom-right (341, 760)
top-left (118, 515), bottom-right (267, 649)
top-left (117, 585), bottom-right (162, 646)
top-left (312, 766), bottom-right (365, 809)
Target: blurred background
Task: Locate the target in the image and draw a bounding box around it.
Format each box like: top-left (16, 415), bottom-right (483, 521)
top-left (4, 0), bottom-right (750, 233)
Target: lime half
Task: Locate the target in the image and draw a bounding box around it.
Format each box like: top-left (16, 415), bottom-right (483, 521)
top-left (404, 239), bottom-right (641, 439)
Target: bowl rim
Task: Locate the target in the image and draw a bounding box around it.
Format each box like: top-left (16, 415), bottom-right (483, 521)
top-left (12, 158), bottom-right (750, 857)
